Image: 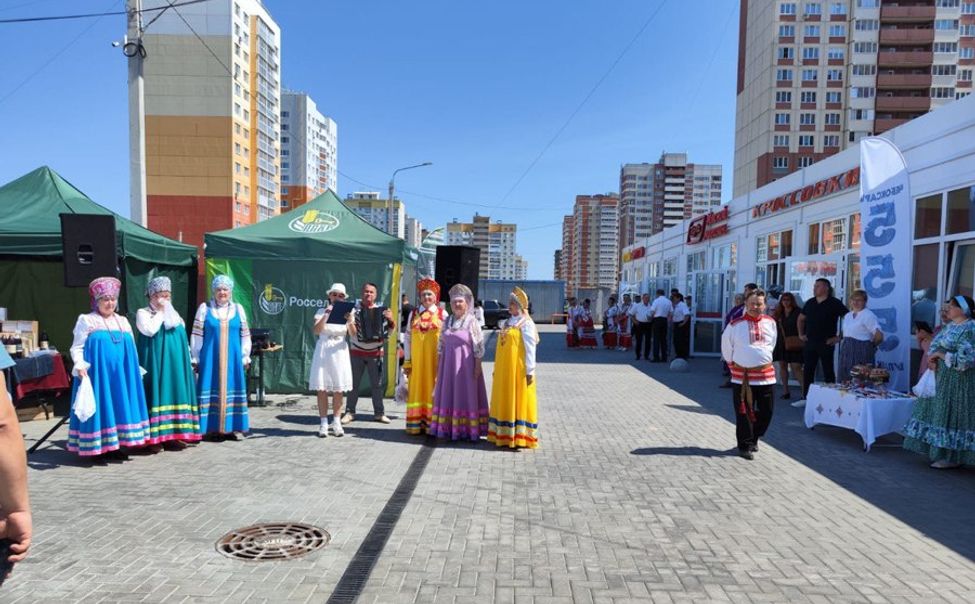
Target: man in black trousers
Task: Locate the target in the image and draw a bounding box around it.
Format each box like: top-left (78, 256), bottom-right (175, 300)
top-left (629, 293), bottom-right (654, 360)
top-left (649, 289), bottom-right (673, 362)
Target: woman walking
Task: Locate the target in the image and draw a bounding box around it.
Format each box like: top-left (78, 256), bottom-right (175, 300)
top-left (136, 276), bottom-right (200, 450)
top-left (772, 292), bottom-right (804, 399)
top-left (903, 295), bottom-right (975, 469)
top-left (68, 277), bottom-right (150, 458)
top-left (403, 278), bottom-right (446, 435)
top-left (430, 284), bottom-right (488, 441)
top-left (191, 275), bottom-right (251, 440)
top-left (836, 289), bottom-right (883, 382)
top-left (488, 287), bottom-right (539, 449)
top-left (309, 283), bottom-right (355, 438)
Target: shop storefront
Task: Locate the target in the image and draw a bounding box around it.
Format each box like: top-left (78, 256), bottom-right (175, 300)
top-left (621, 94), bottom-right (975, 374)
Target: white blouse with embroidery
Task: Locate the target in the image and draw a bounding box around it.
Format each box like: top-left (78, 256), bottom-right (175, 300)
top-left (69, 312), bottom-right (135, 376)
top-left (501, 315), bottom-right (537, 376)
top-left (190, 302), bottom-right (252, 365)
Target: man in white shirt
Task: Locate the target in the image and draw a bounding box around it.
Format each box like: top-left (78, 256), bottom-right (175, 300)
top-left (649, 289), bottom-right (673, 363)
top-left (721, 288), bottom-right (778, 460)
top-left (670, 292), bottom-right (691, 360)
top-left (628, 293), bottom-right (654, 360)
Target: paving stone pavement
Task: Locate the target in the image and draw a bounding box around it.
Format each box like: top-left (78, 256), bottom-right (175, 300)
top-left (4, 325), bottom-right (975, 603)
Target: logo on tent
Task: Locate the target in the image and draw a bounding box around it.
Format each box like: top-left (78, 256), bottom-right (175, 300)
top-left (258, 284), bottom-right (287, 315)
top-left (289, 210), bottom-right (339, 234)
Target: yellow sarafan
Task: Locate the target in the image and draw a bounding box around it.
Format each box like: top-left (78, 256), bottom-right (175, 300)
top-left (405, 310), bottom-right (442, 435)
top-left (488, 322), bottom-right (538, 449)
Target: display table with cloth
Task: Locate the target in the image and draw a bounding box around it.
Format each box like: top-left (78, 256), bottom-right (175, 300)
top-left (804, 383), bottom-right (915, 451)
top-left (11, 353), bottom-right (71, 403)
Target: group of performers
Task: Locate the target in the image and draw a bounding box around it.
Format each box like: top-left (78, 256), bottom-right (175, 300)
top-left (565, 294), bottom-right (634, 352)
top-left (67, 274), bottom-right (539, 460)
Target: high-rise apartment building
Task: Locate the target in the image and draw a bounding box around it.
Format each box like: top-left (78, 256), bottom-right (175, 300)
top-left (559, 194), bottom-right (619, 297)
top-left (279, 90), bottom-right (337, 211)
top-left (734, 0), bottom-right (974, 196)
top-left (514, 255), bottom-right (529, 280)
top-left (619, 153), bottom-right (723, 249)
top-left (553, 249), bottom-right (563, 280)
top-left (444, 215), bottom-right (520, 280)
top-left (404, 215), bottom-right (423, 248)
top-left (343, 192), bottom-right (405, 237)
top-left (139, 0), bottom-right (281, 250)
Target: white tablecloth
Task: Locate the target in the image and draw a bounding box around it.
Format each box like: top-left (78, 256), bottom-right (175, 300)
top-left (804, 384), bottom-right (915, 451)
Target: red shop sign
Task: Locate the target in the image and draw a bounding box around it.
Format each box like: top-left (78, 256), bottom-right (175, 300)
top-left (752, 167), bottom-right (860, 219)
top-left (686, 206), bottom-right (730, 245)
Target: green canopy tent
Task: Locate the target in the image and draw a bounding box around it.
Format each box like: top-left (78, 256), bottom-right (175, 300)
top-left (204, 189), bottom-right (416, 394)
top-left (0, 167), bottom-right (198, 352)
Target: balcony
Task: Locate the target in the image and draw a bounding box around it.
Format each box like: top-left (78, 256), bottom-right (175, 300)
top-left (874, 117), bottom-right (912, 132)
top-left (875, 96), bottom-right (932, 111)
top-left (880, 5), bottom-right (937, 22)
top-left (877, 51), bottom-right (934, 67)
top-left (877, 73), bottom-right (933, 88)
top-left (879, 28), bottom-right (935, 45)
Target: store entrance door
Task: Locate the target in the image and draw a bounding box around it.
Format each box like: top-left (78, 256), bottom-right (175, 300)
top-left (788, 252), bottom-right (849, 303)
top-left (690, 269), bottom-right (735, 357)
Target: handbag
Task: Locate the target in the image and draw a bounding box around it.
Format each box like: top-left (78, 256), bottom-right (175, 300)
top-left (784, 335), bottom-right (804, 352)
top-left (913, 369), bottom-right (936, 398)
top-left (73, 375), bottom-right (96, 422)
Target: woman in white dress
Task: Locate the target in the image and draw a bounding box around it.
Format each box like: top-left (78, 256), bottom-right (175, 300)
top-left (309, 283), bottom-right (357, 438)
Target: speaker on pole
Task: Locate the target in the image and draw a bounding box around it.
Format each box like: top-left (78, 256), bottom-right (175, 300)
top-left (60, 214), bottom-right (119, 287)
top-left (435, 245), bottom-right (480, 300)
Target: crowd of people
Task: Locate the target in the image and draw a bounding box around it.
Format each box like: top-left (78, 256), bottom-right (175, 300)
top-left (60, 275), bottom-right (539, 462)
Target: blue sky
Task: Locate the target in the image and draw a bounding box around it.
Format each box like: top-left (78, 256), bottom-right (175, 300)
top-left (0, 0), bottom-right (739, 279)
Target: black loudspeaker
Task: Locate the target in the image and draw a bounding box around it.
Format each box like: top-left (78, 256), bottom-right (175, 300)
top-left (435, 245), bottom-right (480, 300)
top-left (60, 214), bottom-right (119, 287)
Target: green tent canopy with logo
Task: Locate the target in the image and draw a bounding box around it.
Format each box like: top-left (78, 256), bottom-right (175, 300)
top-left (204, 190), bottom-right (417, 394)
top-left (0, 166), bottom-right (198, 352)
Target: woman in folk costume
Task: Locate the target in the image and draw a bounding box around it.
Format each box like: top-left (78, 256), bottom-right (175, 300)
top-left (309, 283), bottom-right (356, 438)
top-left (602, 295), bottom-right (619, 349)
top-left (136, 276), bottom-right (200, 451)
top-left (431, 284), bottom-right (489, 441)
top-left (565, 297), bottom-right (577, 348)
top-left (68, 277), bottom-right (151, 458)
top-left (191, 275), bottom-right (251, 440)
top-left (402, 278), bottom-right (446, 435)
top-left (576, 299), bottom-right (598, 349)
top-left (617, 294), bottom-right (633, 352)
top-left (488, 287), bottom-right (539, 449)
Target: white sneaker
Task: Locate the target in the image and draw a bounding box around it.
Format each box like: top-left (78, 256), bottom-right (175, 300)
top-left (791, 399), bottom-right (807, 408)
top-left (317, 421), bottom-right (329, 438)
top-left (331, 418), bottom-right (344, 437)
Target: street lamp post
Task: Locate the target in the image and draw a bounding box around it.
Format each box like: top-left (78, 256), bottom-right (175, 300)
top-left (388, 162), bottom-right (432, 236)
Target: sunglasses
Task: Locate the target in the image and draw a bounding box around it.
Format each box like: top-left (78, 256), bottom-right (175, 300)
top-left (330, 292), bottom-right (347, 299)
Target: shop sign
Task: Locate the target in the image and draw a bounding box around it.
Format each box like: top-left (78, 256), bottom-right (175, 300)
top-left (751, 167), bottom-right (860, 219)
top-left (623, 246), bottom-right (646, 263)
top-left (686, 206), bottom-right (730, 244)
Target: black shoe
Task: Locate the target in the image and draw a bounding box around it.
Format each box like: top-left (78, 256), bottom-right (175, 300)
top-left (719, 381), bottom-right (732, 389)
top-left (782, 391), bottom-right (791, 399)
top-left (749, 443), bottom-right (758, 453)
top-left (738, 450), bottom-right (754, 460)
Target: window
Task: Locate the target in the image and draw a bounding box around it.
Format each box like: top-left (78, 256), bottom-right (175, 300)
top-left (756, 230), bottom-right (793, 288)
top-left (780, 24), bottom-right (796, 36)
top-left (777, 68), bottom-right (794, 81)
top-left (235, 162), bottom-right (241, 174)
top-left (825, 112), bottom-right (841, 125)
top-left (852, 64), bottom-right (876, 76)
top-left (799, 156), bottom-right (816, 167)
top-left (805, 2), bottom-right (822, 15)
top-left (934, 42), bottom-right (959, 53)
top-left (776, 91), bottom-right (793, 103)
top-left (809, 218), bottom-right (847, 254)
top-left (932, 87), bottom-right (956, 98)
top-left (935, 19), bottom-right (959, 30)
top-left (937, 0), bottom-right (960, 6)
top-left (280, 124), bottom-right (288, 131)
top-left (234, 143), bottom-right (241, 155)
top-left (961, 69), bottom-right (973, 81)
top-left (964, 2), bottom-right (975, 13)
top-left (830, 2), bottom-right (847, 14)
top-left (947, 186), bottom-right (975, 235)
top-left (803, 47), bottom-right (819, 60)
top-left (800, 112), bottom-right (816, 125)
top-left (826, 91), bottom-right (842, 103)
top-left (827, 69), bottom-right (843, 81)
top-left (962, 48), bottom-right (975, 59)
top-left (802, 68), bottom-right (819, 81)
top-left (933, 64), bottom-right (958, 76)
top-left (824, 135), bottom-right (840, 147)
top-left (774, 134), bottom-right (790, 146)
top-left (779, 46), bottom-right (796, 59)
top-left (854, 41), bottom-right (877, 54)
top-left (773, 156), bottom-right (790, 169)
top-left (799, 134), bottom-right (815, 146)
top-left (801, 90), bottom-right (817, 103)
top-left (775, 112), bottom-right (791, 125)
top-left (829, 25), bottom-right (846, 37)
top-left (857, 0), bottom-right (879, 6)
top-left (781, 2), bottom-right (797, 15)
top-left (281, 111), bottom-right (290, 118)
top-left (855, 19), bottom-right (879, 31)
top-left (281, 162), bottom-right (289, 169)
top-left (804, 24), bottom-right (821, 37)
top-left (852, 86), bottom-right (875, 98)
top-left (234, 103), bottom-right (241, 116)
top-left (957, 91), bottom-right (971, 99)
top-left (281, 136), bottom-right (289, 143)
top-left (827, 47), bottom-right (845, 60)
top-left (280, 149), bottom-right (289, 156)
top-left (686, 251), bottom-right (707, 272)
top-left (849, 108), bottom-right (874, 120)
top-left (961, 24), bottom-right (975, 36)
top-left (915, 194), bottom-right (943, 239)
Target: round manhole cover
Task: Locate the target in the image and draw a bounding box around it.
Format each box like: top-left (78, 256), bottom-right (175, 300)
top-left (216, 523), bottom-right (330, 561)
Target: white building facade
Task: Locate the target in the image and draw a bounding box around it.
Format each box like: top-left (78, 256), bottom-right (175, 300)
top-left (280, 90), bottom-right (337, 210)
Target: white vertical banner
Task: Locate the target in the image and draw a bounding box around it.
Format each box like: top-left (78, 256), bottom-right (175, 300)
top-left (859, 137), bottom-right (912, 393)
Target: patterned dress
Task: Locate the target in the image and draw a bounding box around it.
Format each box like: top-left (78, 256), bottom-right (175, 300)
top-left (192, 302), bottom-right (251, 434)
top-left (903, 319), bottom-right (975, 464)
top-left (68, 313), bottom-right (151, 456)
top-left (404, 305), bottom-right (445, 435)
top-left (488, 315), bottom-right (539, 449)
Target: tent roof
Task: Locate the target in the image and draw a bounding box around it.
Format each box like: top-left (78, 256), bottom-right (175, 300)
top-left (205, 190), bottom-right (406, 263)
top-left (0, 166), bottom-right (197, 267)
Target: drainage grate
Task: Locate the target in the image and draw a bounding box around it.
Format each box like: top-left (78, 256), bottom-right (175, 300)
top-left (216, 522), bottom-right (330, 562)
